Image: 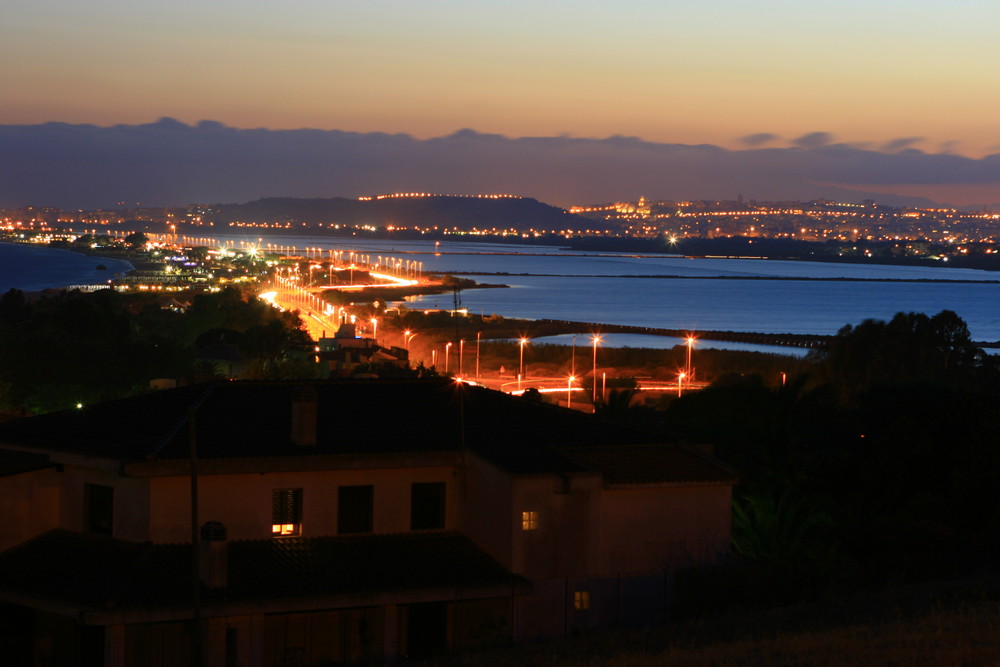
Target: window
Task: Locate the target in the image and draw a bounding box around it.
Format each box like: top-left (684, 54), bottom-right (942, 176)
top-left (85, 484), bottom-right (114, 535)
top-left (272, 488), bottom-right (302, 537)
top-left (338, 485), bottom-right (374, 534)
top-left (521, 510), bottom-right (538, 531)
top-left (573, 590), bottom-right (590, 611)
top-left (411, 482), bottom-right (446, 530)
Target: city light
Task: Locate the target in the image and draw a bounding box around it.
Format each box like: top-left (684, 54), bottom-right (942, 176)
top-left (685, 334), bottom-right (696, 380)
top-left (518, 337), bottom-right (529, 391)
top-left (591, 335), bottom-right (602, 407)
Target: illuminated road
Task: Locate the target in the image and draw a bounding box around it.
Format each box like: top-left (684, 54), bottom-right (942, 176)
top-left (259, 283), bottom-right (340, 341)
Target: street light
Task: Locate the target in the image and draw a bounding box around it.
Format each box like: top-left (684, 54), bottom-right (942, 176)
top-left (403, 330), bottom-right (417, 351)
top-left (678, 372), bottom-right (686, 397)
top-left (571, 334), bottom-right (576, 378)
top-left (459, 339), bottom-right (465, 376)
top-left (591, 335), bottom-right (602, 406)
top-left (685, 334), bottom-right (696, 379)
top-left (518, 337), bottom-right (529, 391)
top-left (371, 317), bottom-right (378, 344)
top-left (567, 375), bottom-right (575, 409)
top-left (475, 331), bottom-right (481, 379)
top-left (445, 342), bottom-right (453, 374)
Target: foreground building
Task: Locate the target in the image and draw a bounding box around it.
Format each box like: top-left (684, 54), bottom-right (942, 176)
top-left (0, 379), bottom-right (735, 665)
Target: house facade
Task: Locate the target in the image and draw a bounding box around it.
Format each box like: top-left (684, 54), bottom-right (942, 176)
top-left (0, 379), bottom-right (735, 665)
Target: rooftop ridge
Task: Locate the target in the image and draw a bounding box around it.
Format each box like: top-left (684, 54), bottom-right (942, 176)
top-left (144, 383), bottom-right (217, 461)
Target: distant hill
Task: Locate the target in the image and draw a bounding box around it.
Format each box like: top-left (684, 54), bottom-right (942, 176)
top-left (201, 196), bottom-right (594, 232)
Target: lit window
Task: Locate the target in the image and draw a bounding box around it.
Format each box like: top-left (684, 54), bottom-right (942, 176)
top-left (521, 510), bottom-right (538, 531)
top-left (573, 590), bottom-right (590, 611)
top-left (271, 488), bottom-right (302, 537)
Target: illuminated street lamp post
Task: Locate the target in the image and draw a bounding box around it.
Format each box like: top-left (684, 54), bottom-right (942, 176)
top-left (567, 375), bottom-right (575, 409)
top-left (518, 337), bottom-right (528, 391)
top-left (571, 334), bottom-right (576, 378)
top-left (678, 372), bottom-right (686, 397)
top-left (431, 349), bottom-right (437, 368)
top-left (591, 335), bottom-right (602, 407)
top-left (445, 342), bottom-right (453, 374)
top-left (459, 339), bottom-right (465, 376)
top-left (475, 331), bottom-right (481, 379)
top-left (685, 334), bottom-right (696, 379)
top-left (371, 317), bottom-right (378, 345)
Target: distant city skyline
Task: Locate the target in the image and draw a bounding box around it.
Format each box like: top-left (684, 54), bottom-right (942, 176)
top-left (5, 1), bottom-right (1000, 207)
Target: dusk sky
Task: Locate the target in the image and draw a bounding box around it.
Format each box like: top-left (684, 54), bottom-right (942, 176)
top-left (5, 0), bottom-right (1000, 206)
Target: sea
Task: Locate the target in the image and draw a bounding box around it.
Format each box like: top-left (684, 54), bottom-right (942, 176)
top-left (7, 234), bottom-right (1000, 353)
top-left (0, 242), bottom-right (134, 293)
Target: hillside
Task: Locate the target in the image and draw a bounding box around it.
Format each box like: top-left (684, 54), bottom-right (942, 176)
top-left (201, 196), bottom-right (594, 232)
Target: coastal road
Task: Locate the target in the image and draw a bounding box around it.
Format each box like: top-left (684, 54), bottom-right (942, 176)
top-left (259, 284), bottom-right (340, 341)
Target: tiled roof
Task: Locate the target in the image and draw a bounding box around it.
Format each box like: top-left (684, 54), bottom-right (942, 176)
top-left (562, 444), bottom-right (738, 486)
top-left (0, 529), bottom-right (518, 612)
top-left (0, 449), bottom-right (53, 477)
top-left (0, 379), bottom-right (734, 482)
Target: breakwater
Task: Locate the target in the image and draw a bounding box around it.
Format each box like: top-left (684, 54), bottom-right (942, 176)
top-left (535, 319), bottom-right (831, 349)
top-left (471, 317), bottom-right (832, 350)
top-left (508, 319), bottom-right (1000, 350)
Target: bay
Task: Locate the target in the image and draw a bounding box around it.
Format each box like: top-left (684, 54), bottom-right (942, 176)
top-left (203, 233), bottom-right (1000, 343)
top-left (0, 242), bottom-right (134, 293)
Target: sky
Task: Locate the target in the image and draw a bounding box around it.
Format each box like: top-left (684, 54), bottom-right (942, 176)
top-left (4, 1), bottom-right (1000, 207)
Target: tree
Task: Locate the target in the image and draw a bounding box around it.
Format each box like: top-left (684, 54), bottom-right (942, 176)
top-left (812, 310), bottom-right (989, 405)
top-left (124, 232), bottom-right (148, 249)
top-left (187, 246), bottom-right (210, 261)
top-left (0, 289), bottom-right (31, 325)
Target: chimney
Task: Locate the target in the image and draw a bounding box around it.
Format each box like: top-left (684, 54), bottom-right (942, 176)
top-left (291, 386), bottom-right (318, 447)
top-left (198, 521), bottom-right (228, 589)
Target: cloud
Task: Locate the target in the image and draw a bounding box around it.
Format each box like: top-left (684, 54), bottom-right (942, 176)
top-left (791, 132), bottom-right (834, 149)
top-left (2, 120), bottom-right (1000, 209)
top-left (882, 136), bottom-right (924, 152)
top-left (939, 140), bottom-right (961, 154)
top-left (739, 132), bottom-right (779, 147)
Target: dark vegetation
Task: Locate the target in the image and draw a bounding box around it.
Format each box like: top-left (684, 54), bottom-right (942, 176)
top-left (662, 310), bottom-right (1000, 614)
top-left (0, 286), bottom-right (311, 414)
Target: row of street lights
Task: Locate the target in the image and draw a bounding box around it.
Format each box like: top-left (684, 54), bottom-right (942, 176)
top-left (410, 329), bottom-right (697, 404)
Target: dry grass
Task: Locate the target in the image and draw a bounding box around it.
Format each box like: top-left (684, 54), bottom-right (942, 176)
top-left (434, 578), bottom-right (1000, 666)
top-left (641, 604), bottom-right (1000, 666)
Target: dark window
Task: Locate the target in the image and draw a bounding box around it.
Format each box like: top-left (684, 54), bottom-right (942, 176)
top-left (272, 488), bottom-right (302, 537)
top-left (338, 485), bottom-right (374, 534)
top-left (85, 484), bottom-right (114, 535)
top-left (410, 482), bottom-right (446, 530)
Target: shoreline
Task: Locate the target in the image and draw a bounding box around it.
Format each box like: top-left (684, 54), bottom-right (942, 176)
top-left (440, 271), bottom-right (1000, 284)
top-left (0, 239), bottom-right (135, 294)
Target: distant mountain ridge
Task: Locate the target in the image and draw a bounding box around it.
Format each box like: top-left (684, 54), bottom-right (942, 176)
top-left (204, 196), bottom-right (592, 231)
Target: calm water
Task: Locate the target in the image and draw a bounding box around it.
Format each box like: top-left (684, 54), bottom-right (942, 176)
top-left (408, 274), bottom-right (1000, 341)
top-left (0, 242), bottom-right (134, 293)
top-left (204, 233), bottom-right (1000, 344)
